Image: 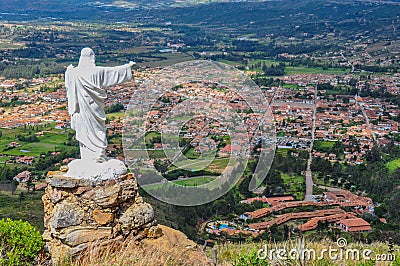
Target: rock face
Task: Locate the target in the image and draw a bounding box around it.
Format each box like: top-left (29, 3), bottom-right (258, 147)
top-left (42, 170), bottom-right (161, 264)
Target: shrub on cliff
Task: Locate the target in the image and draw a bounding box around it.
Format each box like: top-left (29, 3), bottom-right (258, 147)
top-left (0, 219), bottom-right (43, 266)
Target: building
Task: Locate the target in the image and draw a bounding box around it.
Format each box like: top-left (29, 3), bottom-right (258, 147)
top-left (324, 190), bottom-right (356, 202)
top-left (323, 190), bottom-right (374, 213)
top-left (16, 156), bottom-right (35, 165)
top-left (266, 195), bottom-right (295, 207)
top-left (13, 170), bottom-right (31, 183)
top-left (339, 218), bottom-right (371, 232)
top-left (240, 196), bottom-right (268, 205)
top-left (242, 207), bottom-right (272, 220)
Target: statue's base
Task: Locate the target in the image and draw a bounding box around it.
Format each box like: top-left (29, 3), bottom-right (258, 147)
top-left (66, 158), bottom-right (127, 181)
top-left (42, 170), bottom-right (162, 264)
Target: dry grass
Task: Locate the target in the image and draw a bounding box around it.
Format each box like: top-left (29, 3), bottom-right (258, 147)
top-left (50, 231), bottom-right (399, 266)
top-left (69, 241), bottom-right (210, 266)
top-left (71, 243), bottom-right (189, 265)
top-left (212, 239), bottom-right (400, 266)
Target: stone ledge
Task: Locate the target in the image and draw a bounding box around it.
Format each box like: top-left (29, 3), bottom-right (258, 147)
top-left (46, 171), bottom-right (135, 188)
top-left (42, 170), bottom-right (161, 264)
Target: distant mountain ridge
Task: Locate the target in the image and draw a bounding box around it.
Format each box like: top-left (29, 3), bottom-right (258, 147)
top-left (1, 0), bottom-right (400, 22)
top-left (0, 0), bottom-right (263, 12)
top-left (3, 0), bottom-right (397, 13)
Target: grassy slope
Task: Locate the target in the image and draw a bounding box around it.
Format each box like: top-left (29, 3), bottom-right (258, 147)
top-left (0, 189), bottom-right (45, 232)
top-left (281, 172), bottom-right (305, 200)
top-left (0, 126), bottom-right (71, 158)
top-left (386, 158), bottom-right (400, 174)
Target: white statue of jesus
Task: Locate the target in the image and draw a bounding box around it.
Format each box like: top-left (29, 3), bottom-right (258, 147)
top-left (65, 47), bottom-right (135, 180)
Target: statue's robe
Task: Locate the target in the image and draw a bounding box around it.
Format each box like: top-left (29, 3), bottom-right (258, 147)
top-left (65, 63), bottom-right (132, 160)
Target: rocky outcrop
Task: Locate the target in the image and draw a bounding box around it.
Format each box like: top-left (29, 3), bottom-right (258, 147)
top-left (73, 224), bottom-right (213, 266)
top-left (42, 169), bottom-right (161, 264)
top-left (142, 225), bottom-right (213, 265)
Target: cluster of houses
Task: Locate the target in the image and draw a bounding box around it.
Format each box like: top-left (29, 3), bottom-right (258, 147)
top-left (2, 70), bottom-right (397, 164)
top-left (0, 87), bottom-right (69, 129)
top-left (206, 189), bottom-right (380, 239)
top-left (272, 104), bottom-right (313, 150)
top-left (265, 73), bottom-right (399, 164)
top-left (126, 81), bottom-right (263, 157)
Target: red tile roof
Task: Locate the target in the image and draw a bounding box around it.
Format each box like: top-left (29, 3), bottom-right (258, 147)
top-left (340, 218), bottom-right (371, 232)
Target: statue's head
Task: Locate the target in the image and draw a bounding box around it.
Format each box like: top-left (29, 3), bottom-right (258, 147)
top-left (78, 47), bottom-right (96, 67)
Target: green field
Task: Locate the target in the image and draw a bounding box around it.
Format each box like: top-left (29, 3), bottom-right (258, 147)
top-left (216, 58), bottom-right (282, 71)
top-left (0, 156), bottom-right (9, 163)
top-left (173, 159), bottom-right (213, 171)
top-left (141, 176), bottom-right (217, 190)
top-left (183, 147), bottom-right (219, 160)
top-left (147, 150), bottom-right (168, 159)
top-left (276, 148), bottom-right (290, 157)
top-left (246, 59), bottom-right (282, 71)
top-left (247, 59), bottom-right (281, 67)
top-left (2, 138), bottom-right (71, 157)
top-left (2, 142), bottom-right (62, 157)
top-left (170, 157), bottom-right (230, 174)
top-left (285, 66), bottom-right (349, 75)
top-left (173, 177), bottom-right (215, 186)
top-left (0, 126), bottom-right (71, 157)
top-left (140, 52), bottom-right (194, 68)
top-left (205, 158), bottom-right (231, 173)
top-left (214, 59), bottom-right (349, 76)
top-left (313, 140), bottom-right (336, 152)
top-left (282, 84), bottom-right (298, 89)
top-left (106, 111), bottom-right (125, 120)
top-left (386, 158), bottom-right (400, 174)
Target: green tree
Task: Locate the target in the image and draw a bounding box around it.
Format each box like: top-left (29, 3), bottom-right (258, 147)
top-left (154, 159), bottom-right (168, 174)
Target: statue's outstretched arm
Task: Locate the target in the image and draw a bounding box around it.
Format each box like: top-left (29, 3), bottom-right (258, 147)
top-left (100, 62), bottom-right (135, 87)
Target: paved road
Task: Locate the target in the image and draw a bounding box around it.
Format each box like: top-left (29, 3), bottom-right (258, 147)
top-left (304, 85), bottom-right (318, 201)
top-left (271, 84), bottom-right (316, 201)
top-left (341, 53), bottom-right (355, 73)
top-left (357, 100), bottom-right (377, 143)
